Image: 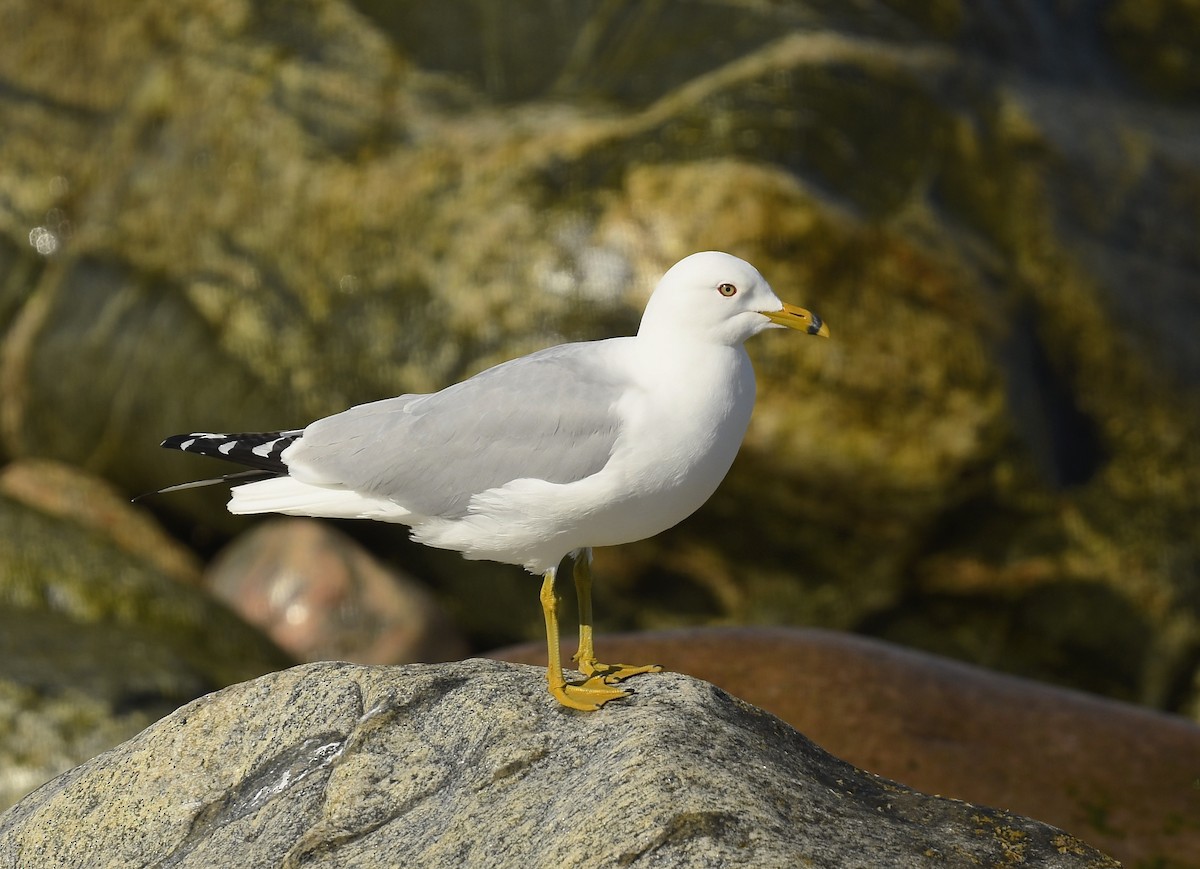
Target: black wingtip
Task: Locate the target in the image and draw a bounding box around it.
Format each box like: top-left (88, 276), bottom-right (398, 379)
top-left (161, 433), bottom-right (198, 451)
top-left (157, 431), bottom-right (300, 473)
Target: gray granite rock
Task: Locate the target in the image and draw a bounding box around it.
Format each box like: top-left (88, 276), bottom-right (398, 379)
top-left (0, 660), bottom-right (1119, 868)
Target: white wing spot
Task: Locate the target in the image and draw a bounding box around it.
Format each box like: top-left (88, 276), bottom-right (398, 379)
top-left (180, 438), bottom-right (196, 450)
top-left (218, 441), bottom-right (237, 455)
top-left (252, 439), bottom-right (281, 458)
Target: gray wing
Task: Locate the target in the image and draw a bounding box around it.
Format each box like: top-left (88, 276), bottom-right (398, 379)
top-left (286, 340), bottom-right (630, 518)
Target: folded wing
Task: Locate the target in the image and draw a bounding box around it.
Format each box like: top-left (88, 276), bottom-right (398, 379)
top-left (284, 341), bottom-right (630, 518)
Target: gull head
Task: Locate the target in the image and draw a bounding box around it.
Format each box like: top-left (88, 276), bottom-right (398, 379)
top-left (637, 251), bottom-right (829, 346)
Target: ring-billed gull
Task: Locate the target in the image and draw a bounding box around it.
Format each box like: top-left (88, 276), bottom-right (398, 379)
top-left (157, 251), bottom-right (829, 710)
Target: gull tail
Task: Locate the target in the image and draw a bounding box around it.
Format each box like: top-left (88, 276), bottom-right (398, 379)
top-left (138, 430), bottom-right (303, 501)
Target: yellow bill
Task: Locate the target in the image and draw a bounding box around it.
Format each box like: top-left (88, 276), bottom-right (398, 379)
top-left (764, 302), bottom-right (830, 337)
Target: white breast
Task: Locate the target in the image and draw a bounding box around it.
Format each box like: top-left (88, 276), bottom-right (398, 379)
top-left (610, 339), bottom-right (755, 509)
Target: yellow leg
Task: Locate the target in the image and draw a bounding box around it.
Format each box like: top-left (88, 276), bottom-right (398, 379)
top-left (573, 549), bottom-right (597, 669)
top-left (570, 550), bottom-right (662, 684)
top-left (540, 567), bottom-right (628, 711)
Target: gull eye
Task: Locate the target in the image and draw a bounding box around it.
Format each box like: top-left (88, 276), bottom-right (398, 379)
top-left (717, 282), bottom-right (737, 297)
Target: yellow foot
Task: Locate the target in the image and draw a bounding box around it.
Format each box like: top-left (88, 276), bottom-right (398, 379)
top-left (574, 656), bottom-right (664, 685)
top-left (549, 674), bottom-right (633, 711)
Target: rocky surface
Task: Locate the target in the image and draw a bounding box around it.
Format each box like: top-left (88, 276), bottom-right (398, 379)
top-left (1, 0), bottom-right (1199, 719)
top-left (0, 659), bottom-right (1120, 868)
top-left (205, 518), bottom-right (468, 664)
top-left (496, 626), bottom-right (1200, 868)
top-left (0, 463), bottom-right (292, 812)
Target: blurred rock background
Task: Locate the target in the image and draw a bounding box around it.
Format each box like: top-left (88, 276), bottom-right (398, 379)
top-left (1, 0), bottom-right (1199, 824)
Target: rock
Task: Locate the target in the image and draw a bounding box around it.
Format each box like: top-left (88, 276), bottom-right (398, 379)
top-left (0, 660), bottom-right (1119, 868)
top-left (205, 518), bottom-right (468, 665)
top-left (0, 458), bottom-right (202, 585)
top-left (1, 0), bottom-right (1199, 717)
top-left (0, 491), bottom-right (291, 688)
top-left (0, 608), bottom-right (205, 814)
top-left (494, 626), bottom-right (1200, 869)
top-left (0, 491), bottom-right (292, 811)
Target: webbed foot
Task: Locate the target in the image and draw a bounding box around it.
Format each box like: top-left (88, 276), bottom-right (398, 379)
top-left (573, 654), bottom-right (663, 685)
top-left (549, 674), bottom-right (633, 711)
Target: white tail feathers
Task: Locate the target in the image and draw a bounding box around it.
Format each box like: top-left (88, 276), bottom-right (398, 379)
top-left (228, 476), bottom-right (415, 524)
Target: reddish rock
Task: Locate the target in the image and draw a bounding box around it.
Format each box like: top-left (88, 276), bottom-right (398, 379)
top-left (206, 518), bottom-right (467, 665)
top-left (492, 626), bottom-right (1200, 868)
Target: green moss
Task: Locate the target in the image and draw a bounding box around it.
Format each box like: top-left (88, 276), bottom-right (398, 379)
top-left (0, 496), bottom-right (291, 688)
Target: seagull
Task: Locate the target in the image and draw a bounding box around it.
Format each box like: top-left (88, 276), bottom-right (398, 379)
top-left (157, 251), bottom-right (829, 710)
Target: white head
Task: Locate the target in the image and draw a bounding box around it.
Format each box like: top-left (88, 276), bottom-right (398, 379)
top-left (637, 251), bottom-right (828, 346)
